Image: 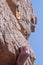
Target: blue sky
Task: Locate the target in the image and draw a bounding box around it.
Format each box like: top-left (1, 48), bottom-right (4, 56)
top-left (28, 0), bottom-right (43, 65)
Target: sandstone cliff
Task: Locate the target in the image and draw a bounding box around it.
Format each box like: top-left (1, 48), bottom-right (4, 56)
top-left (0, 0), bottom-right (37, 65)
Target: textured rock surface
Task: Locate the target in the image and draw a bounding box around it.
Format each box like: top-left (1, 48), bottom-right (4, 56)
top-left (0, 0), bottom-right (37, 65)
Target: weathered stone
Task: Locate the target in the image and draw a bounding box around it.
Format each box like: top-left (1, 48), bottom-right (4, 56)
top-left (11, 0), bottom-right (37, 39)
top-left (0, 0), bottom-right (37, 65)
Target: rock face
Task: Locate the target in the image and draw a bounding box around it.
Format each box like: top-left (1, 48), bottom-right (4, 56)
top-left (0, 0), bottom-right (37, 65)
